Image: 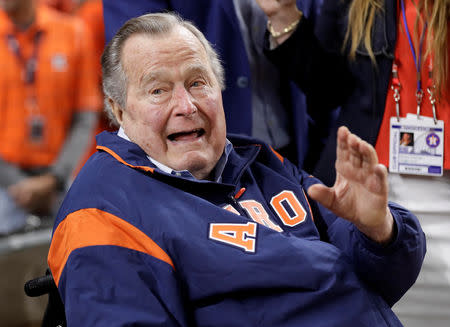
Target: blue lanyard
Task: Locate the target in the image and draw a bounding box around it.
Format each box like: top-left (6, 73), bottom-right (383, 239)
top-left (400, 0), bottom-right (427, 93)
top-left (400, 0), bottom-right (428, 116)
top-left (400, 0), bottom-right (427, 91)
top-left (6, 30), bottom-right (43, 85)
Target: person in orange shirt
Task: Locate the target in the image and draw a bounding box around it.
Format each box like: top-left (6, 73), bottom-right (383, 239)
top-left (0, 0), bottom-right (101, 230)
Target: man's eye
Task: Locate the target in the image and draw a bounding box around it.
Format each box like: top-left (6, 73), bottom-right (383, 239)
top-left (151, 89), bottom-right (163, 95)
top-left (191, 80), bottom-right (203, 87)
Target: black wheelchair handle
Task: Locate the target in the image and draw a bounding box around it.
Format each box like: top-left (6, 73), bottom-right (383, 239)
top-left (24, 274), bottom-right (57, 297)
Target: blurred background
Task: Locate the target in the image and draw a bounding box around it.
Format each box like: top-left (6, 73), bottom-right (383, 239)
top-left (0, 217), bottom-right (51, 326)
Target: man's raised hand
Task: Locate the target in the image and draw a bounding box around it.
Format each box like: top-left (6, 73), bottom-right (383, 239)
top-left (307, 126), bottom-right (394, 244)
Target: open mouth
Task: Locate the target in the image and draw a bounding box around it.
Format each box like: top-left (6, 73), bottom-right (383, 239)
top-left (168, 128), bottom-right (205, 142)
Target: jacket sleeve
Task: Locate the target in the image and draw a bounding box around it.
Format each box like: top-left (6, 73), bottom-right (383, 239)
top-left (296, 168), bottom-right (426, 306)
top-left (48, 208), bottom-right (189, 326)
top-left (50, 111), bottom-right (97, 186)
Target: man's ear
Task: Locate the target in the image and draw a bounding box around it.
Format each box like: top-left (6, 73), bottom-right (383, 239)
top-left (109, 98), bottom-right (124, 125)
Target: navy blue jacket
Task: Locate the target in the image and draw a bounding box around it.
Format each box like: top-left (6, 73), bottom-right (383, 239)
top-left (101, 0), bottom-right (327, 170)
top-left (265, 0), bottom-right (397, 186)
top-left (48, 132), bottom-right (426, 326)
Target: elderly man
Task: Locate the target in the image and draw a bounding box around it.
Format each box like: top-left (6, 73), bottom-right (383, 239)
top-left (48, 13), bottom-right (425, 327)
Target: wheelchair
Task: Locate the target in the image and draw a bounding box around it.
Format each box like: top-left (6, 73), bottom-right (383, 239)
top-left (24, 269), bottom-right (66, 327)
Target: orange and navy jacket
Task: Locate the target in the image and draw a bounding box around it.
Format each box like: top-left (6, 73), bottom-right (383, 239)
top-left (48, 132), bottom-right (426, 327)
top-left (0, 5), bottom-right (101, 169)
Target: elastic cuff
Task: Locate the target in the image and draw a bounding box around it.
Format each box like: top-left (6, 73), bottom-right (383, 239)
top-left (354, 204), bottom-right (404, 256)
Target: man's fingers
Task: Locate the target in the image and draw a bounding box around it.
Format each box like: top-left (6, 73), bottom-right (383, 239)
top-left (336, 126), bottom-right (350, 163)
top-left (336, 126), bottom-right (362, 176)
top-left (307, 184), bottom-right (335, 210)
top-left (337, 126), bottom-right (380, 178)
top-left (371, 164), bottom-right (389, 194)
top-left (348, 131), bottom-right (365, 168)
top-left (359, 139), bottom-right (378, 168)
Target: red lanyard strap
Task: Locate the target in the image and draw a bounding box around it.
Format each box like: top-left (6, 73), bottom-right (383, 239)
top-left (426, 57), bottom-right (438, 123)
top-left (391, 62), bottom-right (401, 121)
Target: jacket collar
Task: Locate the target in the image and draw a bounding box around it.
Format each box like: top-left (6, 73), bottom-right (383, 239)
top-left (95, 131), bottom-right (262, 185)
top-left (96, 131), bottom-right (154, 169)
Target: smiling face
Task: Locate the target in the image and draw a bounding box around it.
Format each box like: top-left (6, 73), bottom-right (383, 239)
top-left (400, 133), bottom-right (412, 145)
top-left (112, 26), bottom-right (226, 180)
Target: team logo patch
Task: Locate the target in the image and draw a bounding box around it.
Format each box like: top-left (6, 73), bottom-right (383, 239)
top-left (209, 222), bottom-right (257, 253)
top-left (51, 54), bottom-right (68, 72)
top-left (426, 133), bottom-right (440, 148)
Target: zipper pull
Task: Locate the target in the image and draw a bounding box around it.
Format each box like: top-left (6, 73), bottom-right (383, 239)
top-left (228, 188), bottom-right (248, 218)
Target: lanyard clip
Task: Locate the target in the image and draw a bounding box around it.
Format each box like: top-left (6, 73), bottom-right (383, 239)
top-left (391, 63), bottom-right (401, 121)
top-left (427, 86), bottom-right (438, 124)
top-left (416, 89), bottom-right (423, 119)
top-left (391, 84), bottom-right (401, 122)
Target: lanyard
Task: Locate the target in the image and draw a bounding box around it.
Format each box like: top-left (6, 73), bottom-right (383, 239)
top-left (400, 0), bottom-right (427, 116)
top-left (6, 30), bottom-right (43, 85)
top-left (392, 0), bottom-right (437, 123)
top-left (391, 62), bottom-right (401, 121)
top-left (426, 57), bottom-right (438, 123)
top-left (391, 55), bottom-right (438, 123)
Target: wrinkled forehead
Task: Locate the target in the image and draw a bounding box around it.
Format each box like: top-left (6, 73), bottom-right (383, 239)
top-left (121, 26), bottom-right (211, 79)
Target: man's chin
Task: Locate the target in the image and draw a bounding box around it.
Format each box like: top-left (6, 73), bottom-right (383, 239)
top-left (171, 152), bottom-right (214, 179)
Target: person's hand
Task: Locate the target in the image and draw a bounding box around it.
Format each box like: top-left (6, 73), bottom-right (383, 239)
top-left (8, 174), bottom-right (59, 215)
top-left (307, 126), bottom-right (394, 244)
top-left (255, 0), bottom-right (302, 44)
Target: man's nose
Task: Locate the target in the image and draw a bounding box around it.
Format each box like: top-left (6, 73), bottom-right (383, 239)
top-left (172, 86), bottom-right (197, 117)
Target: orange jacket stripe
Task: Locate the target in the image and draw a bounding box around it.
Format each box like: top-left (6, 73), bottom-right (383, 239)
top-left (269, 146), bottom-right (284, 163)
top-left (96, 145), bottom-right (155, 173)
top-left (48, 208), bottom-right (173, 286)
top-left (302, 189), bottom-right (314, 222)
